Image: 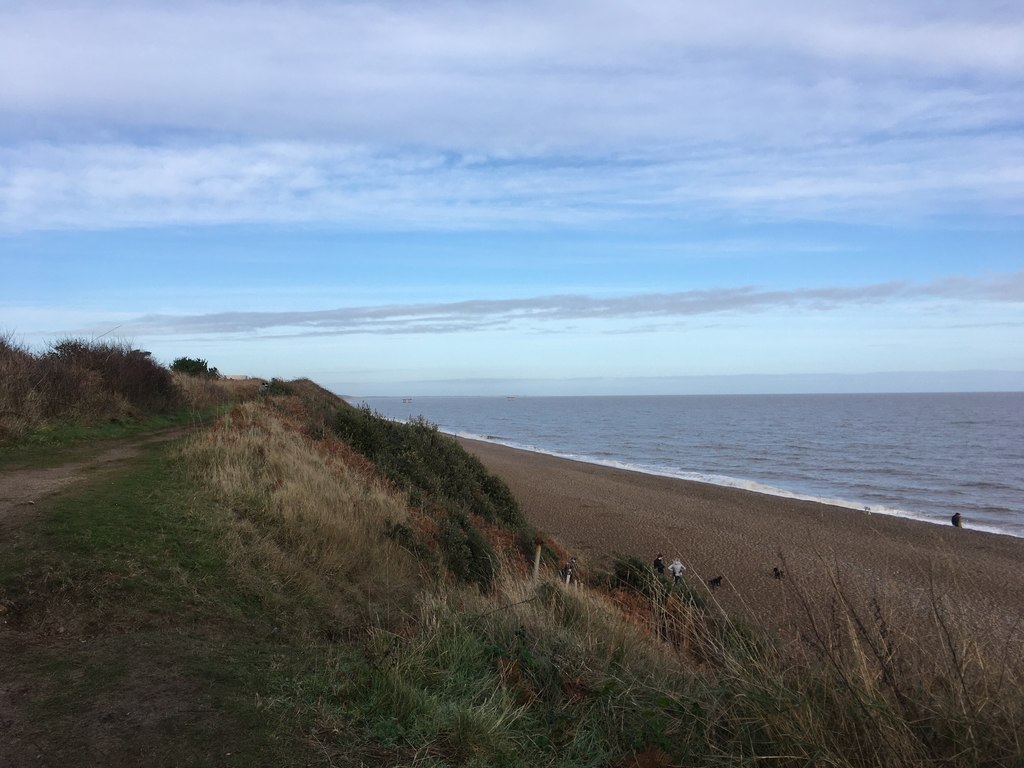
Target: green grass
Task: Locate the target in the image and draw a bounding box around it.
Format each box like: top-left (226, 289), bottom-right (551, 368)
top-left (0, 408), bottom-right (227, 470)
top-left (0, 436), bottom-right (378, 767)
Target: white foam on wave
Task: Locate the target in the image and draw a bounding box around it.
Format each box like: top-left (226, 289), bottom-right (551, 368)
top-left (449, 429), bottom-right (1024, 539)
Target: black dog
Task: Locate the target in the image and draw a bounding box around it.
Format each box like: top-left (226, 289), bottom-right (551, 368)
top-left (772, 567), bottom-right (784, 580)
top-left (707, 575), bottom-right (723, 590)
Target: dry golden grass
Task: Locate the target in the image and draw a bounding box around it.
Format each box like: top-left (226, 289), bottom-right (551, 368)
top-left (377, 539), bottom-right (1024, 766)
top-left (181, 400), bottom-right (421, 632)
top-left (172, 372), bottom-right (264, 412)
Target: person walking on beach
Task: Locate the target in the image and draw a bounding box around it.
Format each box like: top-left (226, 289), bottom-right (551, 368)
top-left (952, 512), bottom-right (963, 528)
top-left (653, 554), bottom-right (665, 576)
top-left (668, 558), bottom-right (686, 585)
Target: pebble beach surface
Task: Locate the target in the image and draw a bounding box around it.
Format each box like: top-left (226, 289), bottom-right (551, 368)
top-left (460, 437), bottom-right (1024, 639)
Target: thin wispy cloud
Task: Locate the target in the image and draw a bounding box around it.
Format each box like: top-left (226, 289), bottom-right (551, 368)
top-left (113, 273), bottom-right (1024, 338)
top-left (2, 132), bottom-right (1021, 231)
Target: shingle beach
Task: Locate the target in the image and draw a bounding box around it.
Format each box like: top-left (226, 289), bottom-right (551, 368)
top-left (461, 437), bottom-right (1024, 640)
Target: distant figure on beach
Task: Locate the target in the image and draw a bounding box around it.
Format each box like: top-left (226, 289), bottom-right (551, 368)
top-left (668, 558), bottom-right (686, 585)
top-left (952, 512), bottom-right (963, 528)
top-left (653, 554), bottom-right (665, 575)
top-left (562, 556), bottom-right (577, 585)
top-left (773, 567), bottom-right (784, 580)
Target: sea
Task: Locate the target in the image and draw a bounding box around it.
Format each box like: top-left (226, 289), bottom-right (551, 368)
top-left (351, 393), bottom-right (1024, 539)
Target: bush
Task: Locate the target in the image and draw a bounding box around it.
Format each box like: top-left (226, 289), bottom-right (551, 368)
top-left (332, 407), bottom-right (525, 530)
top-left (1, 334), bottom-right (182, 440)
top-left (48, 338), bottom-right (179, 413)
top-left (438, 513), bottom-right (498, 592)
top-left (170, 356), bottom-right (220, 378)
top-left (266, 378), bottom-right (293, 395)
top-left (331, 405), bottom-right (528, 589)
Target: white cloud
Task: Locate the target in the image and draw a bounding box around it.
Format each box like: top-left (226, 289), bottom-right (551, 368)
top-left (2, 1), bottom-right (1021, 148)
top-left (0, 1), bottom-right (1021, 230)
top-left (97, 272), bottom-right (1024, 338)
top-left (2, 131), bottom-right (1021, 231)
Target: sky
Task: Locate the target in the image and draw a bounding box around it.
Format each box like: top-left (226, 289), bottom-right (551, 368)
top-left (2, 0), bottom-right (1022, 396)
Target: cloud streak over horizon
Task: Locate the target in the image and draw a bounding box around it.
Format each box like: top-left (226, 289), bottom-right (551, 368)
top-left (112, 272), bottom-right (1024, 338)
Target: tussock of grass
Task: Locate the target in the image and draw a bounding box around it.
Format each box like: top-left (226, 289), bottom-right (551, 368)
top-left (182, 400), bottom-right (421, 632)
top-left (353, 558), bottom-right (700, 766)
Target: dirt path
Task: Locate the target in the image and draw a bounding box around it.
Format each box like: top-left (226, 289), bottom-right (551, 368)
top-left (0, 426), bottom-right (215, 768)
top-left (0, 428), bottom-right (191, 537)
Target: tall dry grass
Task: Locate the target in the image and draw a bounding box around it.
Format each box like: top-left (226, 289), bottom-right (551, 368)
top-left (776, 560), bottom-right (1024, 766)
top-left (181, 400), bottom-right (421, 633)
top-left (354, 541), bottom-right (1024, 767)
top-left (172, 372), bottom-right (264, 413)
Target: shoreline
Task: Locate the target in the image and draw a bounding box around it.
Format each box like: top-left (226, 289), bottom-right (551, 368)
top-left (458, 435), bottom-right (1024, 632)
top-left (447, 429), bottom-right (1020, 539)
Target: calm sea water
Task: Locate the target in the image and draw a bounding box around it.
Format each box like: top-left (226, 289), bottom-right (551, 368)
top-left (352, 393), bottom-right (1024, 538)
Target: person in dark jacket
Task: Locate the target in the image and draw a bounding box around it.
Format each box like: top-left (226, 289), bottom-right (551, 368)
top-left (653, 554), bottom-right (665, 575)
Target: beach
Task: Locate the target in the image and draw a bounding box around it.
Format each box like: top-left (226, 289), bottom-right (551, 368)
top-left (460, 437), bottom-right (1024, 637)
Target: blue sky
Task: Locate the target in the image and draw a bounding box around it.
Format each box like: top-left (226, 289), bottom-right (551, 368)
top-left (2, 0), bottom-right (1022, 395)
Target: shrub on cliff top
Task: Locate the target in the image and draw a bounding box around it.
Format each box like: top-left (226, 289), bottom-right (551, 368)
top-left (48, 338), bottom-right (178, 414)
top-left (170, 356), bottom-right (220, 378)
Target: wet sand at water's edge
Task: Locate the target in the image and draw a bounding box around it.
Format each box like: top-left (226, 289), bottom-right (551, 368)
top-left (460, 437), bottom-right (1024, 635)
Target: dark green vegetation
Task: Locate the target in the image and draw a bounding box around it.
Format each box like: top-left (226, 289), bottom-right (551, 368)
top-left (2, 365), bottom-right (1022, 767)
top-left (333, 406), bottom-right (531, 591)
top-left (170, 356), bottom-right (220, 378)
top-left (333, 408), bottom-right (523, 531)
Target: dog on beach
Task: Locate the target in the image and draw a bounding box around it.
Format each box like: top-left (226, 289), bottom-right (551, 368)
top-left (707, 575), bottom-right (723, 590)
top-left (772, 567), bottom-right (784, 580)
